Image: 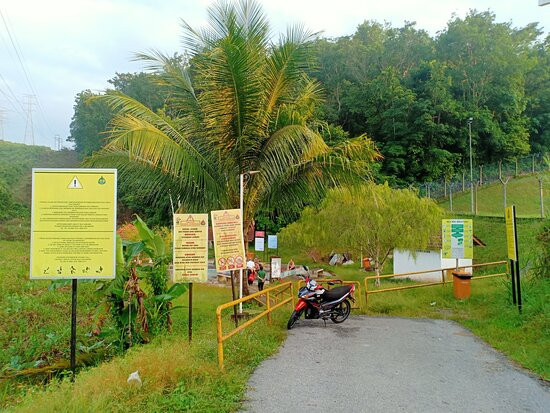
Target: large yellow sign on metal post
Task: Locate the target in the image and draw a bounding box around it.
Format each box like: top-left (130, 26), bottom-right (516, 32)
top-left (211, 209), bottom-right (245, 271)
top-left (505, 206), bottom-right (518, 261)
top-left (442, 219), bottom-right (473, 259)
top-left (173, 213), bottom-right (209, 283)
top-left (30, 169), bottom-right (117, 279)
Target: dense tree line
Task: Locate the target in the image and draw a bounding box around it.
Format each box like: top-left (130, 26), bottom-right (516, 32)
top-left (67, 9), bottom-right (549, 198)
top-left (310, 10), bottom-right (550, 185)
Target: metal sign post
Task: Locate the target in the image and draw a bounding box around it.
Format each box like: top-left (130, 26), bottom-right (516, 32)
top-left (505, 206), bottom-right (521, 313)
top-left (30, 168), bottom-right (117, 380)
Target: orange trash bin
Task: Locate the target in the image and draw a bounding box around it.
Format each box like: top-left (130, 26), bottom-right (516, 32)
top-left (452, 271), bottom-right (472, 299)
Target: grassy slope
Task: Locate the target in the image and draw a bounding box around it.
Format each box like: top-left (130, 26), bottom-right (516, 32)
top-left (0, 238), bottom-right (289, 411)
top-left (0, 141), bottom-right (80, 205)
top-left (438, 173), bottom-right (550, 218)
top-left (6, 283), bottom-right (289, 412)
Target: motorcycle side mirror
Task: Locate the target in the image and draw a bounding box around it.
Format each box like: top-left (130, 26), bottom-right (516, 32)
top-left (327, 281), bottom-right (335, 286)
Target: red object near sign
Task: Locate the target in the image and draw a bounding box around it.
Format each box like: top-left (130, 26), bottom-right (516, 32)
top-left (255, 230), bottom-right (265, 238)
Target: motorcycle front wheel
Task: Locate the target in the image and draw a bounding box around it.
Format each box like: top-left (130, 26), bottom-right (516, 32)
top-left (330, 299), bottom-right (351, 323)
top-left (287, 309), bottom-right (302, 330)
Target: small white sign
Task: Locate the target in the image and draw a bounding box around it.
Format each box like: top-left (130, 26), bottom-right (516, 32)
top-left (255, 237), bottom-right (265, 251)
top-left (267, 234), bottom-right (277, 249)
top-left (271, 257), bottom-right (281, 279)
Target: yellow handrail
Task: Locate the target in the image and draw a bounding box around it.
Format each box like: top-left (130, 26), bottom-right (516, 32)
top-left (216, 281), bottom-right (294, 370)
top-left (364, 261), bottom-right (508, 307)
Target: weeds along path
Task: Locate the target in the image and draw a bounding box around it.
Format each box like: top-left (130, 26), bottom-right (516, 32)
top-left (242, 316), bottom-right (550, 413)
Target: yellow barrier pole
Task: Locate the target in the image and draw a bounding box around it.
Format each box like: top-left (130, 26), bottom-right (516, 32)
top-left (364, 277), bottom-right (369, 309)
top-left (216, 309), bottom-right (224, 370)
top-left (266, 290), bottom-right (272, 325)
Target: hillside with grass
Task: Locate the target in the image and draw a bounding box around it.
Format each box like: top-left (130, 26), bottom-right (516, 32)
top-left (0, 141), bottom-right (79, 239)
top-left (0, 141), bottom-right (80, 206)
top-left (438, 173), bottom-right (550, 218)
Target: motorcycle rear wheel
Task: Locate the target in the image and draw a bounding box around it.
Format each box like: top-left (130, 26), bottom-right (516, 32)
top-left (330, 300), bottom-right (351, 323)
top-left (287, 310), bottom-right (302, 330)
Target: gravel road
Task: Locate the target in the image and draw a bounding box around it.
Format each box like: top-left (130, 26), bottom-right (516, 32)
top-left (242, 316), bottom-right (550, 413)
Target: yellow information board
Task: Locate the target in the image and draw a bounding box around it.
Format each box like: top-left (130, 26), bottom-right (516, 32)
top-left (30, 169), bottom-right (117, 279)
top-left (442, 219), bottom-right (473, 259)
top-left (173, 214), bottom-right (209, 283)
top-left (211, 209), bottom-right (245, 271)
top-left (505, 206), bottom-right (517, 261)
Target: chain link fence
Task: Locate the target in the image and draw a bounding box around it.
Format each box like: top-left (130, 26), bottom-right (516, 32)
top-left (406, 153), bottom-right (549, 217)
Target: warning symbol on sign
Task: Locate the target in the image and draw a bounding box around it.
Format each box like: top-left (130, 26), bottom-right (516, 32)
top-left (67, 176), bottom-right (83, 189)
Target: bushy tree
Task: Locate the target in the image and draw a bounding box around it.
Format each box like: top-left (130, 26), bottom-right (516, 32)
top-left (280, 184), bottom-right (443, 285)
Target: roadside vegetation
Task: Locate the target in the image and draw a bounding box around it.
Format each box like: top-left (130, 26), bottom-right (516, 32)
top-left (0, 0), bottom-right (549, 410)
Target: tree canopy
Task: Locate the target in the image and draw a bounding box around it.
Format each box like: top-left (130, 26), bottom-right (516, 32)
top-left (86, 0), bottom-right (380, 232)
top-left (310, 11), bottom-right (549, 185)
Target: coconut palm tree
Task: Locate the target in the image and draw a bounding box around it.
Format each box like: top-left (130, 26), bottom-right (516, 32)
top-left (87, 0), bottom-right (380, 237)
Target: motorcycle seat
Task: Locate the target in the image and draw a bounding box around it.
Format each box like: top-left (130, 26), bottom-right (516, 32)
top-left (322, 285), bottom-right (352, 301)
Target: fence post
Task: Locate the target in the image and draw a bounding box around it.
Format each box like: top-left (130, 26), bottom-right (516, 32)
top-left (216, 310), bottom-right (224, 370)
top-left (444, 179), bottom-right (447, 198)
top-left (479, 165), bottom-right (483, 186)
top-left (449, 182), bottom-right (453, 212)
top-left (539, 176), bottom-right (545, 219)
top-left (515, 158), bottom-right (518, 176)
top-left (532, 154), bottom-right (536, 174)
top-left (266, 290), bottom-right (272, 325)
top-left (462, 171), bottom-right (465, 192)
top-left (475, 183), bottom-right (478, 215)
top-left (498, 160), bottom-right (502, 180)
top-left (364, 278), bottom-right (369, 309)
top-left (500, 177), bottom-right (509, 210)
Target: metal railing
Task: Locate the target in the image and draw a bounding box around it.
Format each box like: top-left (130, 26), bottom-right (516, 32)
top-left (216, 282), bottom-right (294, 370)
top-left (297, 279), bottom-right (363, 310)
top-left (363, 261), bottom-right (508, 308)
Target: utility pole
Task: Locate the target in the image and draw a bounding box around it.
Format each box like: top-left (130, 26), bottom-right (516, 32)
top-left (0, 108), bottom-right (5, 141)
top-left (54, 134), bottom-right (61, 150)
top-left (467, 117), bottom-right (474, 214)
top-left (23, 94), bottom-right (36, 145)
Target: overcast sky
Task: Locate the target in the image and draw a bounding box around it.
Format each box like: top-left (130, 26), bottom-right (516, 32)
top-left (0, 0), bottom-right (548, 149)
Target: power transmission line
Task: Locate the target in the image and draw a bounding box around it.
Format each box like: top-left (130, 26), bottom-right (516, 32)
top-left (0, 72), bottom-right (26, 118)
top-left (23, 94), bottom-right (35, 145)
top-left (0, 8), bottom-right (55, 138)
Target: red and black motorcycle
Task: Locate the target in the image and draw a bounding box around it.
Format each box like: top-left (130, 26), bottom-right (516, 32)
top-left (287, 269), bottom-right (355, 329)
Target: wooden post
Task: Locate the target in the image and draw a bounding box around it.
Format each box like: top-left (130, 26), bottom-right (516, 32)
top-left (462, 171), bottom-right (465, 192)
top-left (532, 154), bottom-right (536, 174)
top-left (498, 160), bottom-right (502, 180)
top-left (515, 158), bottom-right (518, 176)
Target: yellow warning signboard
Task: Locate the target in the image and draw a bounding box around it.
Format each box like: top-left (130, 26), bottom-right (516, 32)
top-left (173, 214), bottom-right (209, 283)
top-left (211, 209), bottom-right (245, 271)
top-left (505, 206), bottom-right (518, 261)
top-left (30, 169), bottom-right (117, 279)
